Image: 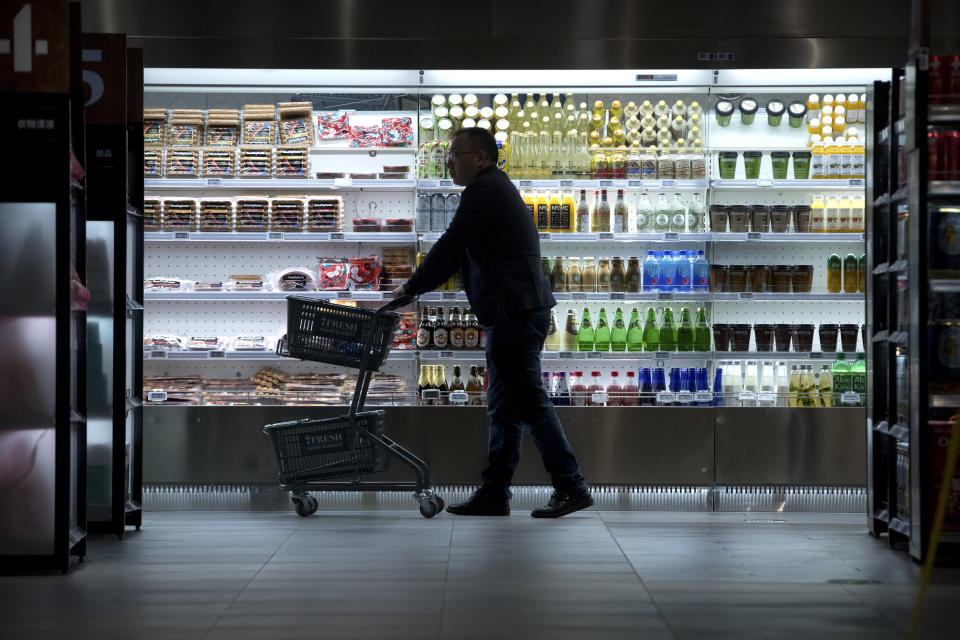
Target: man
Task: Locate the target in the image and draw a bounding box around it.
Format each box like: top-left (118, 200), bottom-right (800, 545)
top-left (394, 127), bottom-right (593, 518)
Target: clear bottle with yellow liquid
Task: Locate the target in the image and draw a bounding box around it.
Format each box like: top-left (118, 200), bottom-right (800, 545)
top-left (850, 196), bottom-right (865, 232)
top-left (837, 196), bottom-right (852, 232)
top-left (811, 195), bottom-right (827, 232)
top-left (852, 139), bottom-right (865, 178)
top-left (538, 131), bottom-right (552, 178)
top-left (811, 139), bottom-right (825, 178)
top-left (824, 195), bottom-right (840, 232)
top-left (788, 365), bottom-right (801, 407)
top-left (826, 138), bottom-right (841, 179)
top-left (819, 365), bottom-right (833, 407)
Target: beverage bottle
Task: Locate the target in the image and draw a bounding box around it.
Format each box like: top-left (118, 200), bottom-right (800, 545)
top-left (627, 308), bottom-right (643, 352)
top-left (800, 365), bottom-right (816, 407)
top-left (566, 257), bottom-right (582, 292)
top-left (555, 372), bottom-right (571, 406)
top-left (570, 371), bottom-right (588, 406)
top-left (610, 308), bottom-right (627, 351)
top-left (635, 192), bottom-right (653, 232)
top-left (723, 363), bottom-right (740, 407)
top-left (597, 190), bottom-right (611, 232)
top-left (776, 362), bottom-right (790, 407)
top-left (550, 256), bottom-right (567, 292)
top-left (436, 364), bottom-right (449, 405)
top-left (576, 189), bottom-right (590, 232)
top-left (676, 250), bottom-right (692, 292)
top-left (581, 257), bottom-right (597, 292)
top-left (432, 307), bottom-right (449, 350)
top-left (670, 193), bottom-right (687, 232)
top-left (415, 193), bottom-right (432, 232)
top-left (538, 131), bottom-right (552, 178)
top-left (544, 310), bottom-right (561, 351)
top-left (788, 365), bottom-right (801, 407)
top-left (810, 366), bottom-right (822, 407)
top-left (660, 307), bottom-right (677, 351)
top-left (688, 193), bottom-right (705, 232)
top-left (448, 307), bottom-right (465, 349)
top-left (626, 256), bottom-right (642, 292)
top-left (713, 365), bottom-right (724, 406)
top-left (549, 190), bottom-right (563, 232)
top-left (589, 190), bottom-right (601, 231)
top-left (551, 131), bottom-right (564, 178)
top-left (825, 195), bottom-right (839, 232)
top-left (858, 253), bottom-right (866, 293)
top-left (564, 131), bottom-right (578, 179)
top-left (606, 371), bottom-right (623, 407)
top-left (697, 368), bottom-right (712, 406)
top-left (561, 190), bottom-right (576, 232)
top-left (613, 189), bottom-right (627, 233)
top-left (522, 190), bottom-right (536, 221)
top-left (676, 307), bottom-right (694, 352)
top-left (535, 191), bottom-right (550, 231)
top-left (843, 253), bottom-right (859, 293)
top-left (832, 353), bottom-right (851, 405)
top-left (643, 250), bottom-right (660, 291)
top-left (449, 365), bottom-right (466, 406)
top-left (594, 308), bottom-right (611, 351)
top-left (660, 250), bottom-right (676, 292)
top-left (642, 307), bottom-right (660, 351)
top-left (826, 254), bottom-right (842, 292)
top-left (466, 365), bottom-right (482, 404)
top-left (852, 353), bottom-right (866, 406)
top-left (562, 309), bottom-right (579, 351)
top-left (692, 250), bottom-right (710, 290)
top-left (639, 368), bottom-right (654, 406)
top-left (545, 372), bottom-right (557, 405)
top-left (586, 371), bottom-right (604, 407)
top-left (430, 193), bottom-right (446, 232)
top-left (819, 364), bottom-right (833, 407)
top-left (417, 364), bottom-right (432, 405)
top-left (654, 194), bottom-right (671, 232)
top-left (694, 307), bottom-right (711, 351)
top-left (759, 361), bottom-right (776, 407)
top-left (622, 371), bottom-right (639, 407)
top-left (577, 307), bottom-right (595, 351)
top-left (416, 307), bottom-right (433, 350)
top-left (741, 361), bottom-right (758, 407)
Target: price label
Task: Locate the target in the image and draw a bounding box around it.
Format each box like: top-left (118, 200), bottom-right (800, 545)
top-left (559, 351), bottom-right (574, 359)
top-left (660, 180), bottom-right (676, 188)
top-left (655, 351), bottom-right (671, 359)
top-left (809, 352), bottom-right (824, 359)
top-left (599, 180), bottom-right (614, 187)
top-left (439, 351), bottom-right (455, 359)
top-left (333, 177), bottom-right (353, 188)
top-left (663, 232), bottom-right (679, 241)
top-left (337, 291), bottom-right (352, 299)
top-left (841, 391), bottom-right (861, 405)
top-left (559, 180), bottom-right (575, 187)
top-left (739, 292), bottom-right (754, 299)
top-left (542, 351), bottom-right (559, 360)
top-left (656, 392), bottom-right (677, 404)
top-left (209, 350), bottom-right (226, 359)
top-left (676, 391), bottom-right (695, 403)
top-left (268, 232), bottom-right (283, 240)
top-left (758, 179), bottom-right (774, 187)
top-left (757, 392), bottom-right (777, 404)
top-left (330, 232), bottom-right (345, 240)
top-left (150, 351), bottom-right (168, 358)
top-left (442, 292), bottom-right (458, 300)
top-left (587, 352), bottom-right (603, 359)
top-left (738, 391), bottom-right (757, 402)
top-left (658, 292), bottom-right (674, 301)
top-left (598, 232), bottom-right (615, 240)
top-left (420, 389), bottom-right (440, 400)
top-left (571, 293), bottom-right (587, 301)
top-left (448, 390), bottom-right (469, 404)
top-left (538, 232), bottom-right (552, 240)
top-left (146, 390), bottom-right (168, 403)
top-left (518, 180), bottom-right (534, 187)
top-left (438, 179), bottom-right (454, 187)
top-left (205, 178), bottom-right (222, 187)
top-left (174, 232), bottom-right (189, 240)
top-left (610, 292), bottom-right (625, 300)
top-left (591, 391), bottom-right (610, 404)
top-left (746, 232), bottom-right (762, 240)
top-left (627, 180), bottom-right (644, 188)
top-left (848, 179), bottom-right (864, 187)
top-left (695, 391), bottom-right (714, 403)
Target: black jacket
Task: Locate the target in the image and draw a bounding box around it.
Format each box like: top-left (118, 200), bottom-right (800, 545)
top-left (405, 166), bottom-right (556, 326)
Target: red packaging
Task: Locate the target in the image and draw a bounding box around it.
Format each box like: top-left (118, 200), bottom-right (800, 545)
top-left (350, 125), bottom-right (382, 148)
top-left (949, 55), bottom-right (960, 102)
top-left (381, 116), bottom-right (414, 147)
top-left (347, 256), bottom-right (382, 290)
top-left (318, 261), bottom-right (348, 290)
top-left (317, 112), bottom-right (349, 139)
top-left (929, 55), bottom-right (946, 103)
top-left (392, 311), bottom-right (417, 350)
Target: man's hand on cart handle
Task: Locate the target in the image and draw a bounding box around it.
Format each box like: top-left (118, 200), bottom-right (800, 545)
top-left (391, 282), bottom-right (409, 299)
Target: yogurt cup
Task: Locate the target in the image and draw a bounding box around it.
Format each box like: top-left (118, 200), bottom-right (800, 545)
top-left (792, 151), bottom-right (812, 179)
top-left (791, 265), bottom-right (814, 292)
top-left (743, 151), bottom-right (762, 179)
top-left (715, 101), bottom-right (735, 127)
top-left (713, 324), bottom-right (732, 351)
top-left (840, 324), bottom-right (860, 352)
top-left (771, 151), bottom-right (790, 179)
top-left (739, 98), bottom-right (758, 125)
top-left (766, 100), bottom-right (785, 126)
top-left (774, 324), bottom-right (792, 351)
top-left (718, 151), bottom-right (738, 179)
top-left (788, 101), bottom-right (807, 128)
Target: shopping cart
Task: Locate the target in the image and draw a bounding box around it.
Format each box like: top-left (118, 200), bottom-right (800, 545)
top-left (264, 294), bottom-right (444, 518)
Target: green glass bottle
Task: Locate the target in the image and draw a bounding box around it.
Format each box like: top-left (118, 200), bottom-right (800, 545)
top-left (642, 307), bottom-right (660, 352)
top-left (676, 307), bottom-right (694, 352)
top-left (693, 307), bottom-right (711, 352)
top-left (851, 352), bottom-right (866, 407)
top-left (594, 307), bottom-right (611, 351)
top-left (627, 307), bottom-right (643, 352)
top-left (832, 352), bottom-right (851, 405)
top-left (610, 308), bottom-right (627, 351)
top-left (576, 307), bottom-right (595, 351)
top-left (660, 307), bottom-right (677, 352)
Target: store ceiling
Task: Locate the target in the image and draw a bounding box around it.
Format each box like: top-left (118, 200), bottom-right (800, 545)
top-left (80, 0), bottom-right (919, 69)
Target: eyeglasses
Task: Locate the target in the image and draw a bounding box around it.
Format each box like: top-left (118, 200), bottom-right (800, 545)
top-left (447, 150), bottom-right (482, 162)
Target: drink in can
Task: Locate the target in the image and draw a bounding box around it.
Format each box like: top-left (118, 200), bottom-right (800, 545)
top-left (929, 55), bottom-right (946, 102)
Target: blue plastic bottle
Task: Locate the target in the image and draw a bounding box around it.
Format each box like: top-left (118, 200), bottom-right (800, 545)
top-left (712, 366), bottom-right (723, 406)
top-left (660, 250), bottom-right (676, 292)
top-left (693, 250), bottom-right (710, 291)
top-left (676, 250), bottom-right (692, 292)
top-left (643, 250), bottom-right (659, 291)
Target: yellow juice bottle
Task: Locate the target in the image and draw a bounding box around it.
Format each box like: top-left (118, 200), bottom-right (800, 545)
top-left (824, 195), bottom-right (839, 232)
top-left (837, 196), bottom-right (851, 232)
top-left (852, 139), bottom-right (865, 178)
top-left (522, 190), bottom-right (536, 222)
top-left (826, 139), bottom-right (841, 179)
top-left (811, 140), bottom-right (825, 178)
top-left (811, 195), bottom-right (826, 232)
top-left (548, 190), bottom-right (563, 232)
top-left (535, 191), bottom-right (550, 232)
top-left (850, 196), bottom-right (865, 233)
top-left (806, 93), bottom-right (820, 122)
top-left (562, 190), bottom-right (577, 233)
top-left (857, 93), bottom-right (867, 124)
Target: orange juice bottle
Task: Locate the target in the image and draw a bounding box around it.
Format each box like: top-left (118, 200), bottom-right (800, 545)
top-left (852, 139), bottom-right (865, 178)
top-left (522, 190), bottom-right (536, 222)
top-left (837, 196), bottom-right (851, 232)
top-left (857, 94), bottom-right (867, 124)
top-left (548, 190), bottom-right (563, 232)
top-left (826, 254), bottom-right (842, 292)
top-left (806, 94), bottom-right (820, 122)
top-left (535, 191), bottom-right (550, 231)
top-left (811, 140), bottom-right (825, 178)
top-left (561, 190), bottom-right (577, 232)
top-left (811, 195), bottom-right (826, 232)
top-left (826, 139), bottom-right (841, 179)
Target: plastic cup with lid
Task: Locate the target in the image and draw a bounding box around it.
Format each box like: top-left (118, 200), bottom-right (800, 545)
top-left (766, 100), bottom-right (785, 126)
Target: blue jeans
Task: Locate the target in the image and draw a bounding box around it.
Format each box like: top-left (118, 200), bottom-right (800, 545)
top-left (480, 309), bottom-right (587, 499)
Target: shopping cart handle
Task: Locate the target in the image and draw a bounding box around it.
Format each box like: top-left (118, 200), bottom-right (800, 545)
top-left (377, 294), bottom-right (416, 314)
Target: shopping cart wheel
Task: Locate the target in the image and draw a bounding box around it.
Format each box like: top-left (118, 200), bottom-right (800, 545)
top-left (434, 496), bottom-right (445, 512)
top-left (292, 494), bottom-right (318, 517)
top-left (418, 497), bottom-right (439, 518)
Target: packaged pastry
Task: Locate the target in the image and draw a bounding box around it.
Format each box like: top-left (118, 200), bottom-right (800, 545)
top-left (381, 116), bottom-right (414, 146)
top-left (144, 149), bottom-right (163, 177)
top-left (142, 108), bottom-right (167, 147)
top-left (194, 281), bottom-right (225, 291)
top-left (144, 277), bottom-right (194, 291)
top-left (317, 112), bottom-right (349, 139)
top-left (187, 336), bottom-right (226, 351)
top-left (205, 109), bottom-right (240, 147)
top-left (143, 335), bottom-right (184, 351)
top-left (270, 198), bottom-right (305, 231)
top-left (271, 267), bottom-right (318, 292)
top-left (233, 336), bottom-right (272, 351)
top-left (317, 260), bottom-right (348, 290)
top-left (161, 199), bottom-right (197, 231)
top-left (347, 256), bottom-right (382, 290)
top-left (235, 198), bottom-right (269, 231)
top-left (306, 196), bottom-right (342, 231)
top-left (228, 275), bottom-right (265, 291)
top-left (199, 199), bottom-right (233, 231)
top-left (202, 148), bottom-right (235, 177)
top-left (239, 146), bottom-right (272, 177)
top-left (350, 124), bottom-right (382, 148)
top-left (278, 102), bottom-right (315, 145)
top-left (143, 199), bottom-right (162, 231)
top-left (274, 145), bottom-right (310, 177)
top-left (384, 218), bottom-right (414, 232)
top-left (352, 218), bottom-right (382, 232)
top-left (165, 148), bottom-right (200, 177)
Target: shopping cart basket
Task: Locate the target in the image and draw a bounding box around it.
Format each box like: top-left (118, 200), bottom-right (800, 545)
top-left (264, 295), bottom-right (444, 518)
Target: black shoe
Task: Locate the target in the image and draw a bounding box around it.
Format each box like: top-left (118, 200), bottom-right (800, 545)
top-left (531, 489), bottom-right (594, 518)
top-left (446, 488), bottom-right (510, 516)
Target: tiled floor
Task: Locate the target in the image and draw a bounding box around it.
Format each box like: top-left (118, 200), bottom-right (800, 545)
top-left (2, 510), bottom-right (959, 639)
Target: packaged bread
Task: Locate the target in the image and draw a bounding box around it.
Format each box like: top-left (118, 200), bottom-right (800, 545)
top-left (274, 145), bottom-right (310, 177)
top-left (202, 148), bottom-right (236, 177)
top-left (143, 198), bottom-right (162, 231)
top-left (205, 109), bottom-right (240, 147)
top-left (161, 199), bottom-right (197, 231)
top-left (270, 198), bottom-right (305, 231)
top-left (278, 102), bottom-right (315, 145)
top-left (239, 146), bottom-right (272, 177)
top-left (235, 198), bottom-right (269, 231)
top-left (165, 148), bottom-right (200, 177)
top-left (306, 196), bottom-right (343, 231)
top-left (143, 108), bottom-right (167, 147)
top-left (199, 199), bottom-right (234, 232)
top-left (144, 148), bottom-right (163, 177)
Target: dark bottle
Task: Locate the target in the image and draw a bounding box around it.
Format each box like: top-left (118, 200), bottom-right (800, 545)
top-left (448, 306), bottom-right (465, 349)
top-left (416, 307), bottom-right (433, 350)
top-left (432, 306), bottom-right (449, 350)
top-left (463, 308), bottom-right (480, 350)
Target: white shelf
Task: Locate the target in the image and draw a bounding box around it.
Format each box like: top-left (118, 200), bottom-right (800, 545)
top-left (144, 291), bottom-right (390, 302)
top-left (144, 231), bottom-right (417, 243)
top-left (510, 179), bottom-right (708, 191)
top-left (930, 279), bottom-right (960, 293)
top-left (420, 291), bottom-right (863, 303)
top-left (929, 181), bottom-right (960, 197)
top-left (708, 111), bottom-right (816, 152)
top-left (144, 178), bottom-right (416, 191)
top-left (711, 292), bottom-right (864, 301)
top-left (419, 232), bottom-right (713, 243)
top-left (311, 146), bottom-right (415, 154)
top-left (711, 232), bottom-right (864, 243)
top-left (711, 179), bottom-right (865, 190)
top-left (145, 348), bottom-right (417, 361)
top-left (714, 352), bottom-right (841, 360)
top-left (931, 395), bottom-right (960, 408)
top-left (540, 351), bottom-right (708, 361)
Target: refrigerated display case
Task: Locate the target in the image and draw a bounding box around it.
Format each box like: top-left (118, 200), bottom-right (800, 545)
top-left (139, 67), bottom-right (884, 495)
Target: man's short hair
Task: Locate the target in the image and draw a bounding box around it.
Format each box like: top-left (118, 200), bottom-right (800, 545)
top-left (455, 127), bottom-right (499, 163)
